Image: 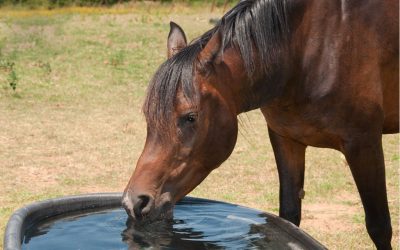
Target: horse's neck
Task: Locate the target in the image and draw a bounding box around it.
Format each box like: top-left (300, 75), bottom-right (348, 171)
top-left (222, 44), bottom-right (292, 114)
top-left (225, 0), bottom-right (308, 114)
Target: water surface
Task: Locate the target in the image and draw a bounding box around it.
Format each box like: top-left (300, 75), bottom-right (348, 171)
top-left (23, 198), bottom-right (309, 249)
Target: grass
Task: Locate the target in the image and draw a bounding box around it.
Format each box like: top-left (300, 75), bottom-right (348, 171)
top-left (0, 3), bottom-right (399, 249)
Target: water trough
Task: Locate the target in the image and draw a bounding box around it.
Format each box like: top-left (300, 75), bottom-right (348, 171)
top-left (4, 193), bottom-right (326, 249)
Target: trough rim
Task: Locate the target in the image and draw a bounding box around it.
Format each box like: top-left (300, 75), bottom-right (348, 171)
top-left (3, 192), bottom-right (326, 250)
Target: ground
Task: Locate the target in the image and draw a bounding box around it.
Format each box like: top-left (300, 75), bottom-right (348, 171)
top-left (0, 3), bottom-right (398, 249)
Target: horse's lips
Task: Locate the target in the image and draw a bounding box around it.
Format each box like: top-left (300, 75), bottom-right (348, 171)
top-left (125, 201), bottom-right (174, 225)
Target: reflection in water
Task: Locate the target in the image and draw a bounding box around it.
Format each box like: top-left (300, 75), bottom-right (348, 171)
top-left (23, 198), bottom-right (314, 250)
top-left (122, 219), bottom-right (223, 249)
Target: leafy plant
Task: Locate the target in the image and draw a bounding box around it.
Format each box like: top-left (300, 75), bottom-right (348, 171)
top-left (8, 68), bottom-right (18, 91)
top-left (0, 59), bottom-right (18, 91)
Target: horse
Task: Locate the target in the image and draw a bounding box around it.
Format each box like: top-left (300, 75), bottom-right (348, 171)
top-left (122, 0), bottom-right (399, 249)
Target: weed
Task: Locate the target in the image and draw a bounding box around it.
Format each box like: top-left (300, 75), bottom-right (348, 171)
top-left (8, 68), bottom-right (18, 91)
top-left (0, 59), bottom-right (18, 91)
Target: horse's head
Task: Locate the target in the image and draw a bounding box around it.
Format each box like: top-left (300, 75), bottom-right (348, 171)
top-left (122, 22), bottom-right (243, 222)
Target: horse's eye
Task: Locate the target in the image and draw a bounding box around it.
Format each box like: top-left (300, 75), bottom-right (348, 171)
top-left (178, 112), bottom-right (198, 127)
top-left (186, 113), bottom-right (197, 123)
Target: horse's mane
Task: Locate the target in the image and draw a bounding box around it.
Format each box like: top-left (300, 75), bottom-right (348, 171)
top-left (144, 0), bottom-right (289, 131)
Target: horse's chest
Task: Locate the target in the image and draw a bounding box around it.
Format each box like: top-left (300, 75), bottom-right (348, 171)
top-left (261, 104), bottom-right (343, 150)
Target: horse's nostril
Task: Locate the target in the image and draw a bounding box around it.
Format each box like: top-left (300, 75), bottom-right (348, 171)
top-left (138, 195), bottom-right (149, 209)
top-left (133, 194), bottom-right (154, 218)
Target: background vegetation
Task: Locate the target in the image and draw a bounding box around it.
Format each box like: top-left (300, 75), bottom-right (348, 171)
top-left (0, 0), bottom-right (236, 8)
top-left (0, 2), bottom-right (398, 249)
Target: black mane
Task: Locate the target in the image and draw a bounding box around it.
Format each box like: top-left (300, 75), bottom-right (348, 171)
top-left (144, 0), bottom-right (289, 130)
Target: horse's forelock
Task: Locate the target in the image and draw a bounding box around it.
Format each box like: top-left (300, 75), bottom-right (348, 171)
top-left (143, 43), bottom-right (203, 133)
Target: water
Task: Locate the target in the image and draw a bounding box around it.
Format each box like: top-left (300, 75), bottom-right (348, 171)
top-left (22, 198), bottom-right (310, 250)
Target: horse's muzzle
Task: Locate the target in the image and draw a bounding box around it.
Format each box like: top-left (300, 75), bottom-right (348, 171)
top-left (122, 191), bottom-right (173, 223)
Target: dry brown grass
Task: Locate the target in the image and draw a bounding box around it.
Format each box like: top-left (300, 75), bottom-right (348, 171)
top-left (0, 5), bottom-right (398, 249)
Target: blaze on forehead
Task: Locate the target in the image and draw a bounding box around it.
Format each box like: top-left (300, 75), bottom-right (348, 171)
top-left (143, 43), bottom-right (202, 131)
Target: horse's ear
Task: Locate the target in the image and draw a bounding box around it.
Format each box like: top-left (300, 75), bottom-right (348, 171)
top-left (198, 30), bottom-right (223, 66)
top-left (167, 22), bottom-right (187, 59)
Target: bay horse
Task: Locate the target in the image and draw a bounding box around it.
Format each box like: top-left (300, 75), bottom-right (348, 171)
top-left (122, 0), bottom-right (399, 249)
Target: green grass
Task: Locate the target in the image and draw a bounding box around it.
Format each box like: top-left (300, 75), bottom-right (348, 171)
top-left (0, 4), bottom-right (399, 250)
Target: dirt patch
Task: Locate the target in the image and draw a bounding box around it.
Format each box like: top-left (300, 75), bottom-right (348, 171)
top-left (302, 202), bottom-right (360, 233)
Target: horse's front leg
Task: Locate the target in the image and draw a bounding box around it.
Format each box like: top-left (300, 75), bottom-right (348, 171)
top-left (268, 127), bottom-right (306, 226)
top-left (343, 134), bottom-right (392, 250)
